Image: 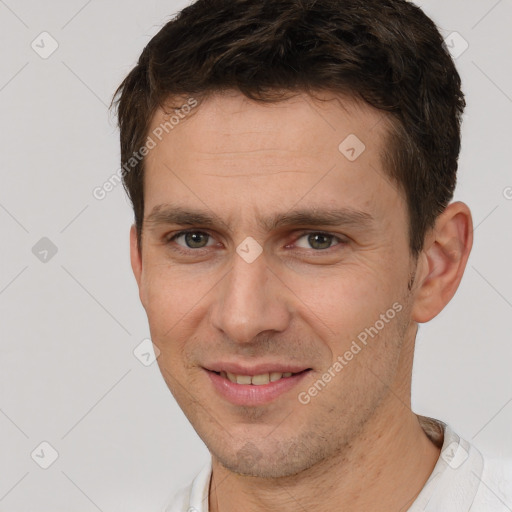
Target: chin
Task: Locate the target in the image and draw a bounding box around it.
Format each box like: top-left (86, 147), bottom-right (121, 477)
top-left (213, 437), bottom-right (328, 479)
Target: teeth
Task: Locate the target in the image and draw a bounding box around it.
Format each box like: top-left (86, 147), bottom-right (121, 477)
top-left (236, 375), bottom-right (252, 385)
top-left (251, 374), bottom-right (270, 385)
top-left (220, 371), bottom-right (296, 385)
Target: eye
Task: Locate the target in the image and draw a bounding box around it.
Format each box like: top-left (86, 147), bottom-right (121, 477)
top-left (165, 229), bottom-right (347, 255)
top-left (168, 230), bottom-right (216, 250)
top-left (293, 232), bottom-right (345, 251)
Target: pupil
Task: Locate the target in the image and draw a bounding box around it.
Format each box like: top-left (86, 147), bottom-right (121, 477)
top-left (309, 233), bottom-right (331, 250)
top-left (186, 232), bottom-right (207, 248)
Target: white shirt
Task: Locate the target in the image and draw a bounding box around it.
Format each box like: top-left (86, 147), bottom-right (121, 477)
top-left (162, 417), bottom-right (512, 511)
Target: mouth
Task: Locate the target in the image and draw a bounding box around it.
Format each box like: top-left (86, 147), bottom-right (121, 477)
top-left (212, 369), bottom-right (310, 385)
top-left (204, 367), bottom-right (312, 406)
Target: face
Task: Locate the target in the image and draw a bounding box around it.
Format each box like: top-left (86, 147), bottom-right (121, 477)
top-left (132, 90), bottom-right (420, 478)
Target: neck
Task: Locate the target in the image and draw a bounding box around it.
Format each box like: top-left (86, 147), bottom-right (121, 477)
top-left (209, 340), bottom-right (441, 512)
top-left (210, 412), bottom-right (439, 512)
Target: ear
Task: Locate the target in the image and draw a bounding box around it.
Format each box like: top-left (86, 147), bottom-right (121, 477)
top-left (411, 201), bottom-right (473, 323)
top-left (130, 224), bottom-right (143, 289)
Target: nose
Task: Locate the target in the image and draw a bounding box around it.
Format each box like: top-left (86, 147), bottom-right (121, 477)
top-left (210, 247), bottom-right (291, 344)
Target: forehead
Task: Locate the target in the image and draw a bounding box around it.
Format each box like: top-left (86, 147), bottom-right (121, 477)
top-left (143, 90), bottom-right (402, 230)
top-left (147, 90), bottom-right (390, 160)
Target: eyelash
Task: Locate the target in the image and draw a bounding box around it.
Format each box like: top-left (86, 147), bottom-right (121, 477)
top-left (166, 229), bottom-right (347, 256)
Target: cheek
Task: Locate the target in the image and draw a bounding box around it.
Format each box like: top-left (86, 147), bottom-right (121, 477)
top-left (289, 264), bottom-right (397, 329)
top-left (140, 261), bottom-right (217, 355)
top-left (140, 264), bottom-right (188, 338)
top-left (286, 265), bottom-right (409, 375)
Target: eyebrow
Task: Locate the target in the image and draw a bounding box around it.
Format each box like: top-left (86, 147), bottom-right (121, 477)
top-left (144, 204), bottom-right (375, 234)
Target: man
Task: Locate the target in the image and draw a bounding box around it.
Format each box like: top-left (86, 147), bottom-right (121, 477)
top-left (111, 0), bottom-right (512, 510)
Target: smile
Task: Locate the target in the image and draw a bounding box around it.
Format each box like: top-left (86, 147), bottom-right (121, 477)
top-left (217, 370), bottom-right (300, 385)
top-left (206, 368), bottom-right (312, 406)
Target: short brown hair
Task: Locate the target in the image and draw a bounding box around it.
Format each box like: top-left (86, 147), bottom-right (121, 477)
top-left (111, 0), bottom-right (465, 256)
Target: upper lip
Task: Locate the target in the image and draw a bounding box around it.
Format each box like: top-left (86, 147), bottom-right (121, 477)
top-left (204, 362), bottom-right (311, 375)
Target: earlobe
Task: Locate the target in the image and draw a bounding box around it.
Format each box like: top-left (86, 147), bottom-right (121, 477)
top-left (130, 224), bottom-right (143, 288)
top-left (411, 202), bottom-right (473, 323)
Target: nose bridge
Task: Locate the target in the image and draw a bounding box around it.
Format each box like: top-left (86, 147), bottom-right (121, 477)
top-left (211, 248), bottom-right (289, 343)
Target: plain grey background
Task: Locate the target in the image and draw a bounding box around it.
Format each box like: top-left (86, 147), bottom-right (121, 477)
top-left (0, 0), bottom-right (511, 510)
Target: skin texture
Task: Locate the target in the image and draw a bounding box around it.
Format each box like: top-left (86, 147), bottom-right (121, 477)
top-left (130, 90), bottom-right (473, 511)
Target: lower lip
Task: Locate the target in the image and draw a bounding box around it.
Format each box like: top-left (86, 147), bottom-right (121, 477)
top-left (205, 370), bottom-right (311, 406)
